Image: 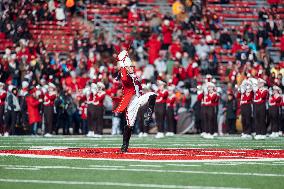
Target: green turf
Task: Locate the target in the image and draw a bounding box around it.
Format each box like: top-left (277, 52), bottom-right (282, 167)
top-left (0, 135), bottom-right (284, 189)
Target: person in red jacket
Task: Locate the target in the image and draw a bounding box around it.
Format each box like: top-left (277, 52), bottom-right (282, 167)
top-left (268, 86), bottom-right (282, 138)
top-left (161, 19), bottom-right (173, 50)
top-left (253, 78), bottom-right (269, 140)
top-left (172, 61), bottom-right (186, 85)
top-left (26, 88), bottom-right (42, 135)
top-left (237, 80), bottom-right (254, 138)
top-left (145, 34), bottom-right (161, 64)
top-left (43, 83), bottom-right (57, 137)
top-left (0, 83), bottom-right (7, 136)
top-left (154, 80), bottom-right (169, 138)
top-left (186, 62), bottom-right (200, 79)
top-left (114, 50), bottom-right (157, 152)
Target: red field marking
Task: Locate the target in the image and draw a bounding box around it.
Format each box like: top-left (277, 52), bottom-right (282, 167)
top-left (1, 148), bottom-right (284, 161)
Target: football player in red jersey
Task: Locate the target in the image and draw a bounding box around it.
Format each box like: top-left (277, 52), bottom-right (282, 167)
top-left (114, 50), bottom-right (157, 152)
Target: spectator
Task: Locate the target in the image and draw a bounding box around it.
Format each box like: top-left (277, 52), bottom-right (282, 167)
top-left (224, 90), bottom-right (237, 134)
top-left (172, 0), bottom-right (184, 16)
top-left (26, 88), bottom-right (42, 135)
top-left (196, 39), bottom-right (210, 58)
top-left (219, 28), bottom-right (232, 49)
top-left (5, 87), bottom-right (20, 136)
top-left (55, 4), bottom-right (66, 26)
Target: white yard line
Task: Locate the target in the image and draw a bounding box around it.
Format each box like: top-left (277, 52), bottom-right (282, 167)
top-left (0, 178), bottom-right (250, 189)
top-left (88, 165), bottom-right (125, 168)
top-left (4, 167), bottom-right (40, 171)
top-left (129, 164), bottom-right (163, 168)
top-left (0, 164), bottom-right (283, 177)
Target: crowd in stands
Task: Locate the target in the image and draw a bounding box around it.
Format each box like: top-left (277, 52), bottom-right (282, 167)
top-left (0, 0), bottom-right (283, 138)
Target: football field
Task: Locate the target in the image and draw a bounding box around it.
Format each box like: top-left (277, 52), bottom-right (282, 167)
top-left (0, 135), bottom-right (283, 189)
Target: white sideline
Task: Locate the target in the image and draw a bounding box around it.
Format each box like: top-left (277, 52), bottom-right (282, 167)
top-left (0, 178), bottom-right (250, 189)
top-left (0, 164), bottom-right (284, 177)
top-left (166, 164), bottom-right (201, 167)
top-left (4, 167), bottom-right (40, 171)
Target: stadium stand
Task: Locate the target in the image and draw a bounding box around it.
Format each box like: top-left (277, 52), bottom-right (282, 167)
top-left (0, 0), bottom-right (283, 138)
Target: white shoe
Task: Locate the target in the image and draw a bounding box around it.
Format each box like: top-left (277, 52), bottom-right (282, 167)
top-left (252, 132), bottom-right (256, 136)
top-left (165, 132), bottom-right (175, 137)
top-left (255, 135), bottom-right (266, 140)
top-left (94, 134), bottom-right (102, 138)
top-left (260, 135), bottom-right (266, 139)
top-left (143, 133), bottom-right (148, 137)
top-left (219, 132), bottom-right (224, 137)
top-left (278, 131), bottom-right (283, 137)
top-left (3, 132), bottom-right (9, 137)
top-left (203, 133), bottom-right (214, 139)
top-left (200, 132), bottom-right (206, 137)
top-left (241, 134), bottom-right (252, 139)
top-left (269, 132), bottom-right (279, 138)
top-left (155, 132), bottom-right (165, 138)
top-left (44, 133), bottom-right (52, 137)
top-left (138, 132), bottom-right (144, 138)
top-left (86, 131), bottom-right (94, 137)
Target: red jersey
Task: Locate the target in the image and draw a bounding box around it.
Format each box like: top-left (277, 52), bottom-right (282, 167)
top-left (167, 94), bottom-right (176, 108)
top-left (0, 90), bottom-right (7, 106)
top-left (269, 95), bottom-right (282, 106)
top-left (156, 89), bottom-right (169, 103)
top-left (43, 92), bottom-right (57, 106)
top-left (114, 68), bottom-right (142, 113)
top-left (87, 92), bottom-right (94, 105)
top-left (238, 91), bottom-right (254, 105)
top-left (93, 91), bottom-right (106, 106)
top-left (254, 88), bottom-right (268, 104)
top-left (198, 92), bottom-right (219, 106)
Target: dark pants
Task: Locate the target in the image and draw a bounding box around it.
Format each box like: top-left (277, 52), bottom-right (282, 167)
top-left (241, 104), bottom-right (252, 134)
top-left (155, 103), bottom-right (166, 132)
top-left (88, 105), bottom-right (104, 134)
top-left (138, 105), bottom-right (148, 133)
top-left (30, 122), bottom-right (38, 135)
top-left (213, 106), bottom-right (218, 133)
top-left (226, 118), bottom-right (236, 134)
top-left (269, 106), bottom-right (280, 132)
top-left (81, 119), bottom-right (88, 134)
top-left (44, 106), bottom-right (54, 134)
top-left (5, 110), bottom-right (18, 135)
top-left (0, 105), bottom-right (4, 134)
top-left (87, 104), bottom-right (95, 131)
top-left (200, 106), bottom-right (205, 132)
top-left (94, 105), bottom-right (104, 135)
top-left (254, 103), bottom-right (267, 135)
top-left (166, 107), bottom-right (175, 132)
top-left (203, 106), bottom-right (215, 134)
top-left (56, 113), bottom-right (67, 134)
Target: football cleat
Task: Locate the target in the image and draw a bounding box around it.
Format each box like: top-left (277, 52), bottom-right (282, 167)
top-left (120, 144), bottom-right (128, 153)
